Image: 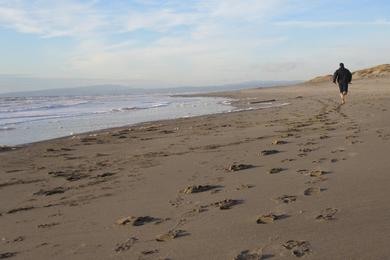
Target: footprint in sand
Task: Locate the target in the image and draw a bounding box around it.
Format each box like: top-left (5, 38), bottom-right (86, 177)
top-left (183, 206), bottom-right (209, 217)
top-left (296, 169), bottom-right (309, 175)
top-left (316, 208), bottom-right (338, 222)
top-left (181, 185), bottom-right (221, 194)
top-left (282, 240), bottom-right (311, 257)
top-left (302, 141), bottom-right (317, 146)
top-left (268, 168), bottom-right (286, 174)
top-left (236, 184), bottom-right (255, 190)
top-left (303, 187), bottom-right (324, 196)
top-left (96, 153), bottom-right (109, 157)
top-left (275, 195), bottom-right (297, 204)
top-left (281, 158), bottom-right (296, 163)
top-left (256, 213), bottom-right (289, 224)
top-left (116, 216), bottom-right (161, 226)
top-left (114, 237), bottom-right (138, 252)
top-left (299, 148), bottom-right (314, 153)
top-left (0, 252), bottom-right (18, 259)
top-left (34, 187), bottom-right (68, 196)
top-left (12, 236), bottom-right (25, 243)
top-left (234, 250), bottom-right (264, 260)
top-left (156, 230), bottom-right (188, 242)
top-left (272, 140), bottom-right (288, 145)
top-left (309, 170), bottom-right (329, 177)
top-left (331, 148), bottom-right (345, 153)
top-left (305, 177), bottom-right (328, 184)
top-left (37, 222), bottom-right (60, 228)
top-left (212, 199), bottom-right (242, 210)
top-left (311, 158), bottom-right (327, 164)
top-left (260, 150), bottom-right (280, 156)
top-left (226, 164), bottom-right (255, 172)
top-left (7, 206), bottom-right (35, 215)
top-left (345, 135), bottom-right (359, 140)
top-left (140, 249), bottom-right (159, 256)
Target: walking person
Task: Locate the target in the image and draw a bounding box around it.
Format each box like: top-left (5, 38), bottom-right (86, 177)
top-left (333, 63), bottom-right (352, 104)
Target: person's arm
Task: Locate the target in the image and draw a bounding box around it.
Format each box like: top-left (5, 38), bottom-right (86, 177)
top-left (348, 70), bottom-right (352, 83)
top-left (333, 70), bottom-right (338, 84)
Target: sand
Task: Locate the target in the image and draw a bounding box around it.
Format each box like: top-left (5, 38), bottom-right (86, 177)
top-left (1, 76), bottom-right (390, 259)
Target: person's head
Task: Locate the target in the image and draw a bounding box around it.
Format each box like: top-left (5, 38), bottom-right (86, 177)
top-left (339, 63), bottom-right (345, 68)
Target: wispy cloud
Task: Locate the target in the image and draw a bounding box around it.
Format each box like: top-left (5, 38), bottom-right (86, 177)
top-left (275, 19), bottom-right (390, 28)
top-left (0, 0), bottom-right (390, 85)
top-left (0, 1), bottom-right (105, 37)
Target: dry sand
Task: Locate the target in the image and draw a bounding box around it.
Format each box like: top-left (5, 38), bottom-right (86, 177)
top-left (1, 76), bottom-right (390, 259)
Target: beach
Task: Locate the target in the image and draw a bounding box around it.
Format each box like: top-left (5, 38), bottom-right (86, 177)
top-left (1, 76), bottom-right (390, 259)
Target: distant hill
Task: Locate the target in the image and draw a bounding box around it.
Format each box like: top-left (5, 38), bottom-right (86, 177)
top-left (0, 81), bottom-right (301, 97)
top-left (307, 64), bottom-right (390, 83)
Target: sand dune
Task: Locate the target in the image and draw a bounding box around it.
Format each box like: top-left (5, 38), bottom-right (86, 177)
top-left (307, 64), bottom-right (390, 83)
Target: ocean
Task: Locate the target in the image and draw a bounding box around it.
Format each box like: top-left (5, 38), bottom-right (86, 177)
top-left (0, 94), bottom-right (235, 145)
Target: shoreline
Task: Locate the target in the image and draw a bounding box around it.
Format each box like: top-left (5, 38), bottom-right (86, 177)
top-left (1, 77), bottom-right (390, 259)
top-left (0, 95), bottom-right (234, 147)
top-left (1, 86), bottom-right (294, 147)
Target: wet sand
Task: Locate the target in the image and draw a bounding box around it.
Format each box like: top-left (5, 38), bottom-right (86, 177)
top-left (1, 77), bottom-right (390, 259)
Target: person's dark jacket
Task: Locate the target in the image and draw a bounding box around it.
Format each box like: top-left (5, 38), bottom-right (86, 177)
top-left (333, 67), bottom-right (352, 85)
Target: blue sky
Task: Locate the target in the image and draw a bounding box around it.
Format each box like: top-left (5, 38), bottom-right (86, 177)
top-left (0, 0), bottom-right (389, 92)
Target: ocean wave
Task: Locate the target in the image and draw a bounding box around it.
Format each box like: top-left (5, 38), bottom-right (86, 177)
top-left (0, 110), bottom-right (108, 127)
top-left (0, 127), bottom-right (15, 131)
top-left (110, 102), bottom-right (171, 112)
top-left (2, 100), bottom-right (90, 113)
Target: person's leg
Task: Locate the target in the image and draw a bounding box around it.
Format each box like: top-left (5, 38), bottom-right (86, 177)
top-left (342, 92), bottom-right (347, 104)
top-left (340, 92), bottom-right (345, 104)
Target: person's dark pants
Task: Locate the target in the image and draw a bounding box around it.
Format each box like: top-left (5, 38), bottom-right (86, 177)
top-left (339, 83), bottom-right (348, 93)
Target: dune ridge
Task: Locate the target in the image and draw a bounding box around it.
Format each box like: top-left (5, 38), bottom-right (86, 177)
top-left (307, 64), bottom-right (390, 83)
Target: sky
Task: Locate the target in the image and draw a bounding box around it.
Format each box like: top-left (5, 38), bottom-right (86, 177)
top-left (0, 0), bottom-right (390, 92)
